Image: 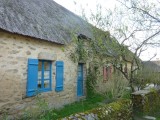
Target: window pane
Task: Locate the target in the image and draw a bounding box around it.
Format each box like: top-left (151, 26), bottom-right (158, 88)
top-left (38, 80), bottom-right (42, 88)
top-left (38, 71), bottom-right (42, 79)
top-left (38, 60), bottom-right (51, 90)
top-left (38, 61), bottom-right (42, 71)
top-left (44, 80), bottom-right (49, 88)
top-left (44, 71), bottom-right (50, 79)
top-left (44, 62), bottom-right (50, 70)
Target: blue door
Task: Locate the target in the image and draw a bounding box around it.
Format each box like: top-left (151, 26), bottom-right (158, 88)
top-left (77, 64), bottom-right (83, 96)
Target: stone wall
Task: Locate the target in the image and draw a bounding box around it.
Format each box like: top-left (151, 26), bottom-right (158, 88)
top-left (132, 89), bottom-right (160, 114)
top-left (0, 30), bottom-right (85, 117)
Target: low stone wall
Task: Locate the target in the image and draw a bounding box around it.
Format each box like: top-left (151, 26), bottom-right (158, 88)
top-left (132, 89), bottom-right (160, 114)
top-left (61, 99), bottom-right (132, 120)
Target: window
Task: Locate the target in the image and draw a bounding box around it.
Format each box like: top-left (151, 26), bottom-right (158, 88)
top-left (103, 66), bottom-right (112, 82)
top-left (38, 60), bottom-right (52, 92)
top-left (26, 59), bottom-right (52, 97)
top-left (124, 63), bottom-right (128, 73)
top-left (26, 59), bottom-right (64, 97)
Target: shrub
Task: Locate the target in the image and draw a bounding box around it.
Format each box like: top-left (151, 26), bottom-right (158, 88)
top-left (95, 73), bottom-right (129, 102)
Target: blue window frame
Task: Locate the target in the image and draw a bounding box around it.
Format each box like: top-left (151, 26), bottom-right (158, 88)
top-left (38, 60), bottom-right (52, 92)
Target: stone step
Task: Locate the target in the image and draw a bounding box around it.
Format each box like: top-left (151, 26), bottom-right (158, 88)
top-left (143, 116), bottom-right (156, 120)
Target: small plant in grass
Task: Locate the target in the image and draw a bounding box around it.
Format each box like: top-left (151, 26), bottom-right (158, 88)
top-left (86, 68), bottom-right (97, 98)
top-left (50, 94), bottom-right (105, 119)
top-left (21, 94), bottom-right (57, 120)
top-left (122, 89), bottom-right (131, 99)
top-left (94, 73), bottom-right (129, 103)
top-left (1, 112), bottom-right (8, 120)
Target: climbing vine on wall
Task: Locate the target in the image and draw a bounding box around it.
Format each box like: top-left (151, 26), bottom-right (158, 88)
top-left (69, 30), bottom-right (118, 96)
top-left (70, 37), bottom-right (88, 63)
top-left (70, 28), bottom-right (118, 64)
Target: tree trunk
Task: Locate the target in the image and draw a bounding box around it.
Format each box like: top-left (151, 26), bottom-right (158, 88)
top-left (129, 79), bottom-right (135, 92)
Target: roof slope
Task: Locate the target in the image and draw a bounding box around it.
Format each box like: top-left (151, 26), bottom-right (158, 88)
top-left (0, 0), bottom-right (92, 44)
top-left (143, 61), bottom-right (160, 72)
top-left (152, 60), bottom-right (160, 66)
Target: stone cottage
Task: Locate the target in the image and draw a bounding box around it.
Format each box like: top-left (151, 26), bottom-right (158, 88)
top-left (0, 0), bottom-right (131, 117)
top-left (0, 0), bottom-right (95, 116)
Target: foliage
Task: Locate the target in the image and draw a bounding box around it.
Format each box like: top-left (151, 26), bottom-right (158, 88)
top-left (86, 68), bottom-right (97, 98)
top-left (63, 99), bottom-right (132, 120)
top-left (133, 67), bottom-right (152, 90)
top-left (70, 32), bottom-right (132, 100)
top-left (70, 30), bottom-right (131, 100)
top-left (71, 11), bottom-right (140, 93)
top-left (150, 72), bottom-right (160, 86)
top-left (70, 29), bottom-right (118, 63)
top-left (95, 73), bottom-right (129, 102)
top-left (21, 95), bottom-right (56, 120)
top-left (71, 0), bottom-right (160, 92)
top-left (48, 94), bottom-right (104, 119)
top-left (144, 89), bottom-right (160, 115)
top-left (70, 34), bottom-right (91, 63)
top-left (133, 66), bottom-right (160, 90)
top-left (71, 9), bottom-right (140, 92)
top-left (20, 94), bottom-right (104, 120)
top-left (132, 89), bottom-right (160, 116)
top-left (122, 89), bottom-right (132, 99)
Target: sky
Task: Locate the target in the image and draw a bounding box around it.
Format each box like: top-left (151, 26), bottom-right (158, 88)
top-left (54, 0), bottom-right (117, 15)
top-left (54, 0), bottom-right (160, 61)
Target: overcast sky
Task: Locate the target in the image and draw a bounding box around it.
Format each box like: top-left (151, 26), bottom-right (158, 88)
top-left (54, 0), bottom-right (118, 15)
top-left (54, 0), bottom-right (160, 61)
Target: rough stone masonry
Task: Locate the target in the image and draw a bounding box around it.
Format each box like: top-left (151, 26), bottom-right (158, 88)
top-left (0, 29), bottom-right (85, 117)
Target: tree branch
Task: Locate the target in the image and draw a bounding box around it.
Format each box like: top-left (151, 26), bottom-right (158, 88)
top-left (135, 30), bottom-right (160, 52)
top-left (113, 64), bottom-right (129, 80)
top-left (131, 7), bottom-right (160, 23)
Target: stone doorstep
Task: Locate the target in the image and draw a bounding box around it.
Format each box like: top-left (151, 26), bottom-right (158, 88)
top-left (76, 96), bottom-right (86, 101)
top-left (143, 116), bottom-right (156, 120)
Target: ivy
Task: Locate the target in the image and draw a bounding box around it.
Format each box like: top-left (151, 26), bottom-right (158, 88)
top-left (86, 68), bottom-right (97, 98)
top-left (69, 29), bottom-right (131, 97)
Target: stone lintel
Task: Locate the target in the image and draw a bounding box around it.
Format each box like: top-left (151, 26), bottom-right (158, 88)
top-left (38, 52), bottom-right (56, 61)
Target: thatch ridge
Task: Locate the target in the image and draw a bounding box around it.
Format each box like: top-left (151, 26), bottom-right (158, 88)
top-left (0, 0), bottom-right (93, 44)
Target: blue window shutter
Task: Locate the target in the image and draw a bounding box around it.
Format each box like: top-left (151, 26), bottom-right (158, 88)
top-left (27, 59), bottom-right (38, 97)
top-left (55, 61), bottom-right (64, 92)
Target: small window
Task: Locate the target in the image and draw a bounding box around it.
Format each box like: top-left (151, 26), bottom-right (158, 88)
top-left (38, 60), bottom-right (52, 92)
top-left (124, 64), bottom-right (128, 73)
top-left (103, 66), bottom-right (112, 82)
top-left (27, 59), bottom-right (52, 97)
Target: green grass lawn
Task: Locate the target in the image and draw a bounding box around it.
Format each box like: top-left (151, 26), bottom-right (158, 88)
top-left (43, 94), bottom-right (105, 119)
top-left (21, 90), bottom-right (131, 120)
top-left (42, 90), bottom-right (131, 120)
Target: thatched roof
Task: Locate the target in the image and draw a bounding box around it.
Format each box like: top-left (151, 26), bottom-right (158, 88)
top-left (152, 60), bottom-right (160, 66)
top-left (0, 0), bottom-right (93, 44)
top-left (142, 61), bottom-right (160, 72)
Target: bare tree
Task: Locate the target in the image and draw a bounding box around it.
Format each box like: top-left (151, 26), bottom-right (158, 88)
top-left (73, 0), bottom-right (160, 92)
